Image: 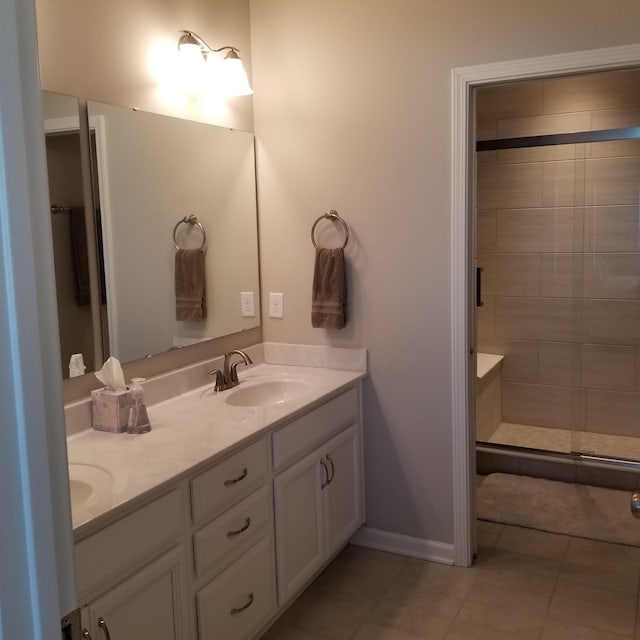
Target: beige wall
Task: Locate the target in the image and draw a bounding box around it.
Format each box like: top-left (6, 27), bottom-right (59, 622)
top-left (478, 68), bottom-right (640, 438)
top-left (250, 1), bottom-right (640, 544)
top-left (36, 0), bottom-right (253, 131)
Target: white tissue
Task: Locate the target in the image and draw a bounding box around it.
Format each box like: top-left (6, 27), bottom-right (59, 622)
top-left (95, 356), bottom-right (127, 391)
top-left (69, 353), bottom-right (86, 378)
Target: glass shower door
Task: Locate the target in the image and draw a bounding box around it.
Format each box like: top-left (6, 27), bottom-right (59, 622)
top-left (569, 137), bottom-right (640, 464)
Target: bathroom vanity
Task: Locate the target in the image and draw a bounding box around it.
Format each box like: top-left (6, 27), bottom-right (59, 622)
top-left (67, 358), bottom-right (365, 639)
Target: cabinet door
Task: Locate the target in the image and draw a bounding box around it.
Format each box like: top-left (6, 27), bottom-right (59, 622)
top-left (83, 547), bottom-right (187, 640)
top-left (324, 424), bottom-right (362, 556)
top-left (273, 448), bottom-right (325, 604)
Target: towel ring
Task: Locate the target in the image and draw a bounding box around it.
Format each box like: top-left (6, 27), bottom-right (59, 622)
top-left (173, 214), bottom-right (207, 250)
top-left (311, 210), bottom-right (349, 249)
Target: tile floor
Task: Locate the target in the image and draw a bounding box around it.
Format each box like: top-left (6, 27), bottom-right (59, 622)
top-left (261, 522), bottom-right (640, 639)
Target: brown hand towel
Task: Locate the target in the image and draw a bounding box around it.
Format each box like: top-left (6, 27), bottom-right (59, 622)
top-left (175, 249), bottom-right (207, 321)
top-left (312, 247), bottom-right (347, 329)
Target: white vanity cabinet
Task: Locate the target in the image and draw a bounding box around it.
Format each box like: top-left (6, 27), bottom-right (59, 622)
top-left (272, 387), bottom-right (363, 605)
top-left (188, 437), bottom-right (277, 640)
top-left (75, 489), bottom-right (189, 640)
top-left (72, 376), bottom-right (364, 640)
top-left (81, 547), bottom-right (187, 640)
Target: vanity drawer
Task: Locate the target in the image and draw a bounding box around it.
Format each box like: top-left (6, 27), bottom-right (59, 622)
top-left (272, 387), bottom-right (358, 470)
top-left (191, 437), bottom-right (268, 523)
top-left (75, 488), bottom-right (183, 601)
top-left (193, 486), bottom-right (271, 577)
top-left (196, 535), bottom-right (276, 640)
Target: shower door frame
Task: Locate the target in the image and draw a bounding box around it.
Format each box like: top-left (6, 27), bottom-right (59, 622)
top-left (451, 42), bottom-right (640, 567)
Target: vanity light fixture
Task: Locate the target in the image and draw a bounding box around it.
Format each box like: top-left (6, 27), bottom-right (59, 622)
top-left (177, 30), bottom-right (253, 97)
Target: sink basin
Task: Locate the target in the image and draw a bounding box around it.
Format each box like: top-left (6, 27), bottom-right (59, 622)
top-left (224, 379), bottom-right (310, 407)
top-left (68, 463), bottom-right (113, 510)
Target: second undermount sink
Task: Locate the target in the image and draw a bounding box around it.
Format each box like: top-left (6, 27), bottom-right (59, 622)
top-left (224, 379), bottom-right (310, 407)
top-left (68, 462), bottom-right (113, 510)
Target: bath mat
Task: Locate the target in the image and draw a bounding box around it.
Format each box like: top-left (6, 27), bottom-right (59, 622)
top-left (477, 473), bottom-right (640, 547)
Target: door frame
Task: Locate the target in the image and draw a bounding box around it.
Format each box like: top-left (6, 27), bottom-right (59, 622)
top-left (0, 0), bottom-right (76, 634)
top-left (450, 42), bottom-right (640, 567)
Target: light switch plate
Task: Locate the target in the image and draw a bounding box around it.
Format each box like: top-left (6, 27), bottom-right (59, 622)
top-left (269, 292), bottom-right (284, 318)
top-left (240, 291), bottom-right (255, 317)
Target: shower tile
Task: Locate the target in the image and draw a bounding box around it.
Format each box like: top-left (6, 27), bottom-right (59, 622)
top-left (592, 105), bottom-right (640, 130)
top-left (543, 67), bottom-right (640, 114)
top-left (540, 254), bottom-right (584, 298)
top-left (497, 112), bottom-right (591, 139)
top-left (542, 160), bottom-right (585, 208)
top-left (477, 339), bottom-right (538, 383)
top-left (477, 162), bottom-right (542, 210)
top-left (476, 119), bottom-right (497, 141)
top-left (476, 151), bottom-right (497, 164)
top-left (582, 344), bottom-right (636, 391)
top-left (496, 208), bottom-right (585, 254)
top-left (495, 297), bottom-right (582, 342)
top-left (547, 577), bottom-right (637, 636)
top-left (539, 342), bottom-right (576, 386)
top-left (586, 300), bottom-right (640, 345)
top-left (587, 206), bottom-right (640, 253)
top-left (590, 139), bottom-right (640, 159)
top-left (479, 254), bottom-right (541, 297)
top-left (502, 383), bottom-right (572, 429)
top-left (477, 210), bottom-right (497, 254)
top-left (476, 81), bottom-right (544, 124)
top-left (497, 144), bottom-right (577, 164)
top-left (584, 156), bottom-right (640, 206)
top-left (476, 296), bottom-right (495, 341)
top-left (585, 389), bottom-right (640, 436)
top-left (584, 253), bottom-right (639, 299)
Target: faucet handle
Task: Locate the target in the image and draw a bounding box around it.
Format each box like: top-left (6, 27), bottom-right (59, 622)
top-left (229, 360), bottom-right (246, 384)
top-left (207, 368), bottom-right (226, 392)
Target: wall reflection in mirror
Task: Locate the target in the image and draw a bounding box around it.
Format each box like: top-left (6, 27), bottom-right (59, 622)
top-left (43, 91), bottom-right (97, 378)
top-left (42, 92), bottom-right (261, 380)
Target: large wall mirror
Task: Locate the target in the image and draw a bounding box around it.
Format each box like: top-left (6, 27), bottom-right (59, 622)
top-left (43, 91), bottom-right (261, 379)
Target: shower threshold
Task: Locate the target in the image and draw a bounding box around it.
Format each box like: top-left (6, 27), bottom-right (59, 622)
top-left (480, 422), bottom-right (640, 470)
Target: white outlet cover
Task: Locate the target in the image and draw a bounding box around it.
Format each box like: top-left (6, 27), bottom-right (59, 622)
top-left (269, 292), bottom-right (284, 318)
top-left (240, 291), bottom-right (255, 317)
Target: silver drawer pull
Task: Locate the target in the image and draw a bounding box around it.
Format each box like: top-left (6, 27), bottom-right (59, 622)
top-left (98, 618), bottom-right (112, 640)
top-left (224, 468), bottom-right (248, 487)
top-left (227, 517), bottom-right (251, 538)
top-left (326, 454), bottom-right (335, 484)
top-left (320, 458), bottom-right (328, 489)
top-left (82, 630), bottom-right (93, 640)
top-left (230, 592), bottom-right (254, 615)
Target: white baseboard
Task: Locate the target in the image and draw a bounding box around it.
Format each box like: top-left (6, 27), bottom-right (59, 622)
top-left (350, 526), bottom-right (455, 565)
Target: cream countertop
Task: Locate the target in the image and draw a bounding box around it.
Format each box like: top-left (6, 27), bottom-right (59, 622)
top-left (67, 363), bottom-right (365, 536)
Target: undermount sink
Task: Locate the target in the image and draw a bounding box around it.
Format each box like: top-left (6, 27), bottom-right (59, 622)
top-left (68, 463), bottom-right (113, 510)
top-left (224, 379), bottom-right (310, 407)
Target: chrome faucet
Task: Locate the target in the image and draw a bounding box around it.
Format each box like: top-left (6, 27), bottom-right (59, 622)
top-left (207, 350), bottom-right (253, 392)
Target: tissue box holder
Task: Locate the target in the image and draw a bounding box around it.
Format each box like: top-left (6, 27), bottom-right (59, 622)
top-left (91, 388), bottom-right (131, 433)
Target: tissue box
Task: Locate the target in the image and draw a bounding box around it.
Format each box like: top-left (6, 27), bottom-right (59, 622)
top-left (91, 388), bottom-right (131, 433)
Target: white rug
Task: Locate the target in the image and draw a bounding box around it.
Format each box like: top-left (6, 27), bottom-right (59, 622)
top-left (477, 473), bottom-right (640, 547)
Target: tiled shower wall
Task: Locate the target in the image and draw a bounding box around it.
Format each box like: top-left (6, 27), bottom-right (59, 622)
top-left (476, 68), bottom-right (640, 437)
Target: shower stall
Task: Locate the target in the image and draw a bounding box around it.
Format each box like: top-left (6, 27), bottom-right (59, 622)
top-left (474, 67), bottom-right (640, 486)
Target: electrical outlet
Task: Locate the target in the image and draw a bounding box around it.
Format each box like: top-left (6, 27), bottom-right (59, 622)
top-left (269, 292), bottom-right (284, 318)
top-left (240, 291), bottom-right (255, 317)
